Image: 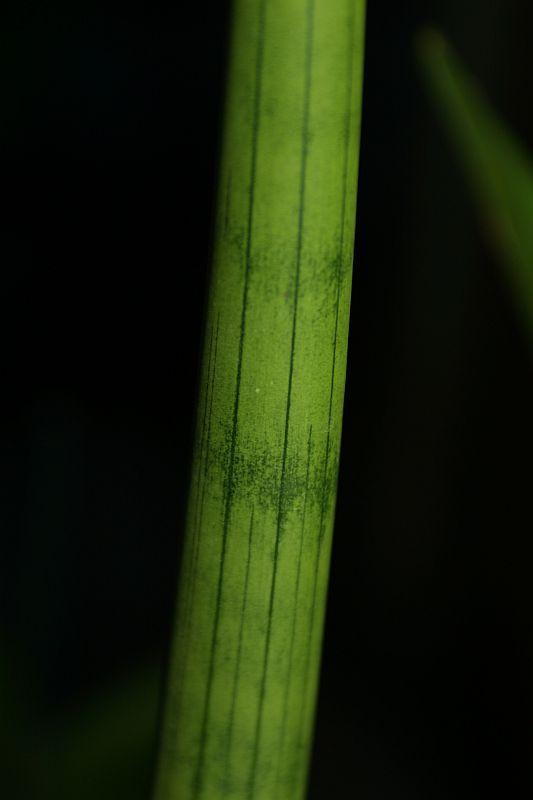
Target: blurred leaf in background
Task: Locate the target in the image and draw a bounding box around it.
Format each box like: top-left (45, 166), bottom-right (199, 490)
top-left (419, 31), bottom-right (533, 347)
top-left (0, 643), bottom-right (32, 796)
top-left (3, 659), bottom-right (161, 800)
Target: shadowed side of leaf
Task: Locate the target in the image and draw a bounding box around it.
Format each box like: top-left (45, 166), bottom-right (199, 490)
top-left (418, 30), bottom-right (533, 345)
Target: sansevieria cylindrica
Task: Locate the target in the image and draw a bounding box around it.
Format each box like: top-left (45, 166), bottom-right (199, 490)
top-left (154, 2), bottom-right (366, 798)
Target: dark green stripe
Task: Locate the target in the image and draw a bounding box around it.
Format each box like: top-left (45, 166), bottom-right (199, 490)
top-left (224, 172), bottom-right (232, 235)
top-left (275, 424), bottom-right (313, 789)
top-left (174, 314), bottom-right (220, 725)
top-left (247, 1), bottom-right (315, 795)
top-left (190, 321), bottom-right (216, 590)
top-left (295, 5), bottom-right (358, 782)
top-left (223, 506), bottom-right (256, 790)
top-left (191, 2), bottom-right (267, 796)
top-left (193, 312), bottom-right (220, 576)
top-left (175, 317), bottom-right (217, 705)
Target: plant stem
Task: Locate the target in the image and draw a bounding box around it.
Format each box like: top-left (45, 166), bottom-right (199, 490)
top-left (154, 2), bottom-right (366, 798)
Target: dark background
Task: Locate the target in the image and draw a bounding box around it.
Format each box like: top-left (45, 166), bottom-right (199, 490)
top-left (2, 1), bottom-right (533, 797)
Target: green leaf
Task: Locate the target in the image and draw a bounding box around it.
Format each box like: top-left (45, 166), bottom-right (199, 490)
top-left (153, 2), bottom-right (366, 799)
top-left (28, 662), bottom-right (161, 800)
top-left (418, 30), bottom-right (533, 344)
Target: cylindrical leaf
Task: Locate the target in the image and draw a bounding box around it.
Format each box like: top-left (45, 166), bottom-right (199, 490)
top-left (154, 1), bottom-right (366, 798)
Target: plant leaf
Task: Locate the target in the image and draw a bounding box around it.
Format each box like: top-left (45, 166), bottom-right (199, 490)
top-left (28, 662), bottom-right (161, 800)
top-left (154, 1), bottom-right (367, 798)
top-left (418, 30), bottom-right (533, 344)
